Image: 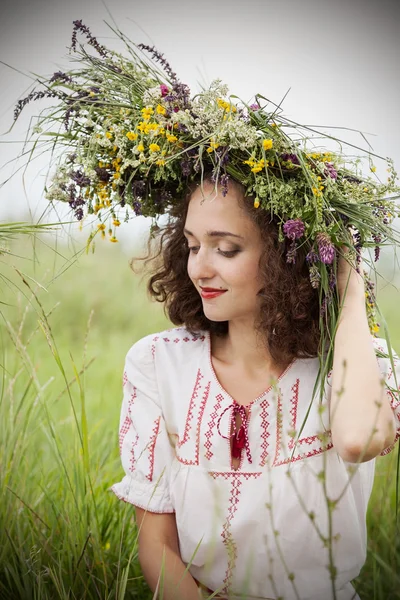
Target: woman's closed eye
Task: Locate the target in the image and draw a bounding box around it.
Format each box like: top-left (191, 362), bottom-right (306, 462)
top-left (187, 246), bottom-right (240, 258)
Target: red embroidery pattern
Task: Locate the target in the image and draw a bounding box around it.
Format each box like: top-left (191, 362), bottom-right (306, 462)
top-left (151, 330), bottom-right (206, 356)
top-left (178, 369), bottom-right (203, 448)
top-left (123, 371), bottom-right (128, 387)
top-left (204, 393), bottom-right (224, 460)
top-left (119, 388), bottom-right (137, 454)
top-left (259, 398), bottom-right (270, 466)
top-left (176, 370), bottom-right (209, 465)
top-left (151, 335), bottom-right (159, 358)
top-left (146, 416), bottom-right (161, 482)
top-left (288, 379), bottom-right (299, 451)
top-left (272, 379), bottom-right (332, 467)
top-left (129, 432), bottom-right (139, 472)
top-left (208, 471), bottom-right (261, 593)
top-left (119, 417), bottom-right (130, 454)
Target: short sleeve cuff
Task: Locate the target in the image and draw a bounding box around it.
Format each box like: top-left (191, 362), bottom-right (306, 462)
top-left (111, 475), bottom-right (174, 513)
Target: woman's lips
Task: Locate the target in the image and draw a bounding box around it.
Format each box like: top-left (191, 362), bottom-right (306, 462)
top-left (200, 288), bottom-right (227, 299)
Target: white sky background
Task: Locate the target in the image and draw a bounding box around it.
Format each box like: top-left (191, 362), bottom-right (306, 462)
top-left (0, 0), bottom-right (399, 255)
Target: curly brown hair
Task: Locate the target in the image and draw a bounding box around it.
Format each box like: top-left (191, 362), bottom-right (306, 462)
top-left (140, 174), bottom-right (322, 366)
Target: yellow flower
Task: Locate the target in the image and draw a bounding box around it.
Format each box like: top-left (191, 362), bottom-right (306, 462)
top-left (251, 166), bottom-right (263, 173)
top-left (156, 159), bottom-right (166, 166)
top-left (105, 131), bottom-right (113, 139)
top-left (110, 236), bottom-right (118, 243)
top-left (156, 104), bottom-right (166, 115)
top-left (166, 134), bottom-right (178, 143)
top-left (370, 166), bottom-right (376, 173)
top-left (113, 219), bottom-right (121, 227)
top-left (97, 223), bottom-right (106, 231)
top-left (137, 144), bottom-right (145, 152)
top-left (217, 98), bottom-right (237, 112)
top-left (207, 140), bottom-right (220, 153)
top-left (243, 159), bottom-right (255, 167)
top-left (112, 145), bottom-right (118, 153)
top-left (149, 143), bottom-right (160, 152)
top-left (262, 139), bottom-right (273, 151)
top-left (254, 198), bottom-right (260, 208)
top-left (144, 122), bottom-right (159, 134)
top-left (126, 131), bottom-right (138, 141)
top-left (141, 106), bottom-right (154, 121)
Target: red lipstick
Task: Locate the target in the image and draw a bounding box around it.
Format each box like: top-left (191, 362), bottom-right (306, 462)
top-left (200, 287), bottom-right (227, 299)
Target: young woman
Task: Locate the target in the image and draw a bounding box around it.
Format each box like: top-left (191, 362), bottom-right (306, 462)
top-left (9, 20), bottom-right (400, 600)
top-left (112, 176), bottom-right (399, 600)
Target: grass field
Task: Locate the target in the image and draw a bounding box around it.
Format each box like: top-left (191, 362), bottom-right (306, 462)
top-left (0, 236), bottom-right (399, 600)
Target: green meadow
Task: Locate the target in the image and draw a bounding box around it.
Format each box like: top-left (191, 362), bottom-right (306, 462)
top-left (0, 237), bottom-right (399, 600)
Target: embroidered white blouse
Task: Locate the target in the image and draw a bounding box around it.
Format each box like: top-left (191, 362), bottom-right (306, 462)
top-left (112, 327), bottom-right (400, 600)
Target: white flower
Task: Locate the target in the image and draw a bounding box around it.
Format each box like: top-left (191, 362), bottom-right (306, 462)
top-left (143, 86), bottom-right (163, 105)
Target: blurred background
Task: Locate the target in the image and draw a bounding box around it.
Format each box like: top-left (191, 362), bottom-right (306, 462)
top-left (1, 1), bottom-right (400, 599)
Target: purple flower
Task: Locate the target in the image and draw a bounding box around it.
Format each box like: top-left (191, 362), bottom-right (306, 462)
top-left (309, 266), bottom-right (320, 289)
top-left (283, 219), bottom-right (305, 240)
top-left (138, 44), bottom-right (178, 81)
top-left (324, 162), bottom-right (338, 180)
top-left (220, 174), bottom-right (230, 197)
top-left (306, 250), bottom-right (319, 264)
top-left (180, 158), bottom-right (192, 177)
top-left (281, 153), bottom-right (300, 166)
top-left (160, 84), bottom-right (169, 97)
top-left (316, 233), bottom-right (335, 264)
top-left (75, 207), bottom-right (84, 221)
top-left (329, 269), bottom-right (337, 290)
top-left (133, 200), bottom-right (142, 216)
top-left (372, 233), bottom-right (382, 262)
top-left (71, 20), bottom-right (108, 58)
top-left (70, 170), bottom-right (91, 187)
top-left (94, 166), bottom-right (111, 183)
top-left (286, 242), bottom-right (297, 264)
top-left (249, 103), bottom-right (259, 111)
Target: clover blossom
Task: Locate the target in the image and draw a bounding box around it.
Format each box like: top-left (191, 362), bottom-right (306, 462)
top-left (160, 84), bottom-right (169, 97)
top-left (316, 233), bottom-right (335, 264)
top-left (283, 219), bottom-right (305, 240)
top-left (324, 162), bottom-right (338, 180)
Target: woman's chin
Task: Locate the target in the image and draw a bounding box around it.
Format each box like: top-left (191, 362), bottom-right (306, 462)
top-left (202, 309), bottom-right (228, 323)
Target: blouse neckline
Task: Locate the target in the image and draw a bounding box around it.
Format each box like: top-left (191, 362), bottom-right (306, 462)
top-left (205, 330), bottom-right (297, 408)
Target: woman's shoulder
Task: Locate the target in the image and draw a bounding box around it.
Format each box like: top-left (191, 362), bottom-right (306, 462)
top-left (126, 326), bottom-right (208, 364)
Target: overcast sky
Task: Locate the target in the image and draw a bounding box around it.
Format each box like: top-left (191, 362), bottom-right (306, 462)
top-left (0, 0), bottom-right (399, 250)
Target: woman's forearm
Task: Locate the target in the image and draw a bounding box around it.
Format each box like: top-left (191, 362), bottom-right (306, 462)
top-left (330, 293), bottom-right (395, 462)
top-left (139, 540), bottom-right (201, 600)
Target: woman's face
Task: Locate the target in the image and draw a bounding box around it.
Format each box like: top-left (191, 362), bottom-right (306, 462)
top-left (184, 182), bottom-right (264, 325)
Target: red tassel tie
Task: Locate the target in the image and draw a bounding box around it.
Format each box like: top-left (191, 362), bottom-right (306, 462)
top-left (217, 403), bottom-right (252, 464)
top-left (231, 424), bottom-right (246, 459)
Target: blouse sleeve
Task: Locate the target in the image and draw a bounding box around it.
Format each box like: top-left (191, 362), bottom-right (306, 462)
top-left (111, 336), bottom-right (175, 512)
top-left (373, 337), bottom-right (400, 456)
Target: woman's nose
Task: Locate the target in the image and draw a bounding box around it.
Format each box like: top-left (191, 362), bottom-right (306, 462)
top-left (189, 248), bottom-right (215, 280)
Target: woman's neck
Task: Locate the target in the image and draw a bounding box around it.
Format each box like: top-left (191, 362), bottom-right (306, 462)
top-left (212, 320), bottom-right (282, 375)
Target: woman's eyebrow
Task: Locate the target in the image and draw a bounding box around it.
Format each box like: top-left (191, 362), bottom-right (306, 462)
top-left (183, 228), bottom-right (244, 240)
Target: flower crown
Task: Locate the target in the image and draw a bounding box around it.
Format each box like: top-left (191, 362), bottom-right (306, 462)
top-left (10, 20), bottom-right (400, 338)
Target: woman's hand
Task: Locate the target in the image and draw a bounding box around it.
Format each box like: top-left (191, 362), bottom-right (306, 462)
top-left (336, 246), bottom-right (365, 307)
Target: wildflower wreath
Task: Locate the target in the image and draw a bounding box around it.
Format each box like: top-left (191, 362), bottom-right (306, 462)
top-left (8, 20), bottom-right (400, 343)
